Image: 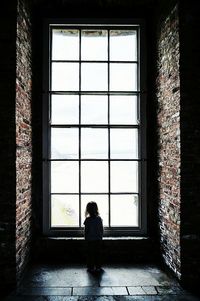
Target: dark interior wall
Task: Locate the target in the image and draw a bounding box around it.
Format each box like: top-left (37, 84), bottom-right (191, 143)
top-left (179, 0), bottom-right (200, 290)
top-left (16, 0), bottom-right (33, 284)
top-left (0, 0), bottom-right (17, 292)
top-left (0, 0), bottom-right (33, 293)
top-left (156, 1), bottom-right (181, 279)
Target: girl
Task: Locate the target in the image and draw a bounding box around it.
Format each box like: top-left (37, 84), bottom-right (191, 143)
top-left (84, 202), bottom-right (103, 272)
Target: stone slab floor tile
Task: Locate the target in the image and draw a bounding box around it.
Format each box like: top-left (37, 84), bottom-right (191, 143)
top-left (17, 287), bottom-right (72, 296)
top-left (76, 297), bottom-right (115, 301)
top-left (142, 286), bottom-right (157, 295)
top-left (73, 286), bottom-right (128, 296)
top-left (127, 287), bottom-right (145, 295)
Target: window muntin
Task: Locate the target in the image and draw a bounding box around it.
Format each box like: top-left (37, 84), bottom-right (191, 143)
top-left (44, 23), bottom-right (146, 235)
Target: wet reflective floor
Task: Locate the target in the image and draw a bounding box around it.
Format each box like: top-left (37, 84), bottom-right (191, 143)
top-left (4, 264), bottom-right (200, 301)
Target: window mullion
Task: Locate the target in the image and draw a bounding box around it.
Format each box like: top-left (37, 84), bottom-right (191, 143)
top-left (79, 29), bottom-right (81, 228)
top-left (108, 29), bottom-right (111, 228)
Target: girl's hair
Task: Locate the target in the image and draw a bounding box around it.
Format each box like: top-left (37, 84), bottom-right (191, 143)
top-left (85, 202), bottom-right (99, 218)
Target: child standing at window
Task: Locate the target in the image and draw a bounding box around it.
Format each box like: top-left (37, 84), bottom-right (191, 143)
top-left (84, 202), bottom-right (103, 272)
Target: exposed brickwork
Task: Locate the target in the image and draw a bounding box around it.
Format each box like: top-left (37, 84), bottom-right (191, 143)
top-left (16, 0), bottom-right (32, 283)
top-left (179, 0), bottom-right (200, 290)
top-left (156, 4), bottom-right (181, 279)
top-left (0, 1), bottom-right (18, 292)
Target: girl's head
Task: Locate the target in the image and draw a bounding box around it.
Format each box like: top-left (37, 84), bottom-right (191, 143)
top-left (85, 202), bottom-right (99, 218)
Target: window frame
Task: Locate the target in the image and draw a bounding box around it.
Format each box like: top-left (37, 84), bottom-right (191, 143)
top-left (43, 19), bottom-right (147, 237)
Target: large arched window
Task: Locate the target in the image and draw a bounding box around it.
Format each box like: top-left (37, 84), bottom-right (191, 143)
top-left (43, 20), bottom-right (147, 236)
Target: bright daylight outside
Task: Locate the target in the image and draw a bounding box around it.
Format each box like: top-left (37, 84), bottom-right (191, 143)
top-left (49, 26), bottom-right (140, 230)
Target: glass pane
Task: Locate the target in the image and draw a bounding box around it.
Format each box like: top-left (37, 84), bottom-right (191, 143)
top-left (110, 96), bottom-right (138, 125)
top-left (110, 195), bottom-right (138, 226)
top-left (81, 195), bottom-right (109, 226)
top-left (81, 95), bottom-right (108, 124)
top-left (110, 161), bottom-right (138, 192)
top-left (81, 30), bottom-right (108, 61)
top-left (51, 63), bottom-right (79, 91)
top-left (81, 161), bottom-right (108, 193)
top-left (81, 63), bottom-right (108, 91)
top-left (51, 195), bottom-right (79, 227)
top-left (51, 95), bottom-right (79, 125)
top-left (110, 129), bottom-right (138, 159)
top-left (110, 63), bottom-right (137, 91)
top-left (110, 30), bottom-right (137, 61)
top-left (51, 128), bottom-right (79, 159)
top-left (51, 161), bottom-right (79, 193)
top-left (52, 29), bottom-right (79, 61)
top-left (81, 128), bottom-right (108, 159)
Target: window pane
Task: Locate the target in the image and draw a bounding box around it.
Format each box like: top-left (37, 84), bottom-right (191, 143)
top-left (110, 96), bottom-right (138, 125)
top-left (51, 195), bottom-right (79, 227)
top-left (51, 128), bottom-right (79, 159)
top-left (110, 161), bottom-right (138, 192)
top-left (110, 129), bottom-right (138, 159)
top-left (110, 63), bottom-right (137, 91)
top-left (110, 195), bottom-right (138, 226)
top-left (81, 161), bottom-right (108, 193)
top-left (81, 63), bottom-right (108, 91)
top-left (51, 63), bottom-right (79, 91)
top-left (81, 128), bottom-right (108, 159)
top-left (51, 161), bottom-right (79, 193)
top-left (52, 29), bottom-right (79, 60)
top-left (81, 195), bottom-right (109, 226)
top-left (81, 95), bottom-right (108, 124)
top-left (51, 95), bottom-right (79, 125)
top-left (81, 30), bottom-right (108, 61)
top-left (110, 30), bottom-right (137, 61)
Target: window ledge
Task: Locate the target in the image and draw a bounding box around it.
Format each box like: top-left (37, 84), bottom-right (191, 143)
top-left (44, 236), bottom-right (149, 241)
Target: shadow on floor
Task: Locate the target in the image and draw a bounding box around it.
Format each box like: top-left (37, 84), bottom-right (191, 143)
top-left (3, 263), bottom-right (200, 301)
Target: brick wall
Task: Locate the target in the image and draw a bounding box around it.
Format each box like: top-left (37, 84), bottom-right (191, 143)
top-left (16, 0), bottom-right (32, 283)
top-left (0, 1), bottom-right (18, 292)
top-left (156, 4), bottom-right (181, 279)
top-left (179, 0), bottom-right (200, 290)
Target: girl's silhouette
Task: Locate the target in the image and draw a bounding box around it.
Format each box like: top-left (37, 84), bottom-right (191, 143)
top-left (84, 201), bottom-right (103, 272)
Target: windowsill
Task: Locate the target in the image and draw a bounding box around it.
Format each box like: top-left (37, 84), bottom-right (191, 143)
top-left (43, 236), bottom-right (149, 240)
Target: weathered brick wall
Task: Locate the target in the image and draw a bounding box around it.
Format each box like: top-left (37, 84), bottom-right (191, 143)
top-left (0, 1), bottom-right (18, 292)
top-left (156, 4), bottom-right (181, 278)
top-left (16, 0), bottom-right (32, 283)
top-left (179, 0), bottom-right (200, 290)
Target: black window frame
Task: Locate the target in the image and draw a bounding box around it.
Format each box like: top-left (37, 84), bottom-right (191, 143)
top-left (43, 19), bottom-right (147, 237)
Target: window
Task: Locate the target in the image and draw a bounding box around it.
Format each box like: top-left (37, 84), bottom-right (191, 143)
top-left (43, 21), bottom-right (147, 236)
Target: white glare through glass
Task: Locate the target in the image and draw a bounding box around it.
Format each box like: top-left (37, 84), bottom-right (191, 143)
top-left (110, 63), bottom-right (137, 91)
top-left (110, 96), bottom-right (138, 125)
top-left (51, 195), bottom-right (79, 227)
top-left (51, 63), bottom-right (79, 91)
top-left (110, 30), bottom-right (137, 61)
top-left (51, 128), bottom-right (79, 159)
top-left (81, 30), bottom-right (108, 60)
top-left (110, 129), bottom-right (138, 159)
top-left (81, 161), bottom-right (108, 193)
top-left (81, 95), bottom-right (108, 124)
top-left (81, 195), bottom-right (109, 226)
top-left (52, 29), bottom-right (79, 60)
top-left (51, 95), bottom-right (79, 124)
top-left (51, 161), bottom-right (79, 193)
top-left (111, 161), bottom-right (138, 193)
top-left (111, 195), bottom-right (138, 226)
top-left (81, 63), bottom-right (108, 91)
top-left (81, 128), bottom-right (108, 159)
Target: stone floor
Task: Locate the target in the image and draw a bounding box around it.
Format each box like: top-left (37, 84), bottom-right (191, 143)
top-left (4, 264), bottom-right (200, 301)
